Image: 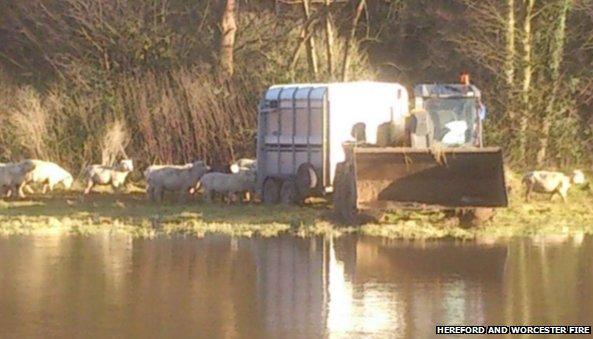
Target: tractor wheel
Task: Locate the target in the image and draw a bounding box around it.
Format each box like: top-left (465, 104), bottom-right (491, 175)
top-left (262, 177), bottom-right (281, 205)
top-left (333, 162), bottom-right (358, 224)
top-left (280, 178), bottom-right (300, 205)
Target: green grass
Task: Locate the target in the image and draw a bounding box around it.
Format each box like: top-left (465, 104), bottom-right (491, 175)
top-left (0, 183), bottom-right (592, 240)
top-left (364, 184), bottom-right (593, 240)
top-left (0, 186), bottom-right (342, 238)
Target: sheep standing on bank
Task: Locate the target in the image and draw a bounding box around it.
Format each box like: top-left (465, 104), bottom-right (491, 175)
top-left (522, 170), bottom-right (586, 202)
top-left (83, 159), bottom-right (134, 194)
top-left (144, 162), bottom-right (197, 196)
top-left (146, 161), bottom-right (209, 203)
top-left (199, 170), bottom-right (257, 204)
top-left (24, 160), bottom-right (73, 194)
top-left (0, 160), bottom-right (37, 198)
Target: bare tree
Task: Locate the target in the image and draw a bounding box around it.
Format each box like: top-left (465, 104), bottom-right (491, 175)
top-left (518, 0), bottom-right (535, 163)
top-left (324, 0), bottom-right (335, 78)
top-left (536, 0), bottom-right (572, 165)
top-left (219, 0), bottom-right (237, 77)
top-left (302, 0), bottom-right (319, 77)
top-left (341, 0), bottom-right (366, 81)
top-left (505, 0), bottom-right (516, 90)
top-left (502, 0), bottom-right (518, 126)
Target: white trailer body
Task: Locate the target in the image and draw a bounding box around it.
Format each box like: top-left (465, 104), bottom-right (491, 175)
top-left (257, 82), bottom-right (409, 199)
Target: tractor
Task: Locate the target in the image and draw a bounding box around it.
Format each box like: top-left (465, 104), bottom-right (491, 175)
top-left (256, 81), bottom-right (507, 225)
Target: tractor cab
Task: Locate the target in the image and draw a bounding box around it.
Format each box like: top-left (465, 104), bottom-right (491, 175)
top-left (411, 84), bottom-right (484, 148)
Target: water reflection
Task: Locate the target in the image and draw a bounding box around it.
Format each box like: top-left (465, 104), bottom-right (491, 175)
top-left (1, 234), bottom-right (592, 338)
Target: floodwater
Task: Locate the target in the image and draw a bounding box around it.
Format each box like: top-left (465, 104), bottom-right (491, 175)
top-left (1, 234), bottom-right (592, 338)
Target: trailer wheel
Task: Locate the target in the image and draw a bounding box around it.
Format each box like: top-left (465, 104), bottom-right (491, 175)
top-left (296, 163), bottom-right (318, 198)
top-left (262, 177), bottom-right (281, 205)
top-left (280, 178), bottom-right (300, 205)
top-left (333, 162), bottom-right (358, 224)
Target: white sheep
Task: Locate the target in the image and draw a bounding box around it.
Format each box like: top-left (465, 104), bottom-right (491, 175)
top-left (522, 170), bottom-right (586, 202)
top-left (24, 159), bottom-right (73, 194)
top-left (199, 170), bottom-right (257, 204)
top-left (0, 160), bottom-right (37, 198)
top-left (146, 161), bottom-right (210, 203)
top-left (83, 159), bottom-right (134, 194)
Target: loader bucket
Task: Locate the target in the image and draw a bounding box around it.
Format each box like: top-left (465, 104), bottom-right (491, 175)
top-left (346, 146), bottom-right (508, 211)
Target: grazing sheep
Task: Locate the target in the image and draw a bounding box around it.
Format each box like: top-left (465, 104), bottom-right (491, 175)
top-left (522, 170), bottom-right (586, 202)
top-left (24, 160), bottom-right (73, 194)
top-left (199, 170), bottom-right (257, 204)
top-left (146, 161), bottom-right (210, 203)
top-left (83, 159), bottom-right (134, 194)
top-left (230, 158), bottom-right (257, 174)
top-left (144, 161), bottom-right (207, 196)
top-left (0, 160), bottom-right (37, 198)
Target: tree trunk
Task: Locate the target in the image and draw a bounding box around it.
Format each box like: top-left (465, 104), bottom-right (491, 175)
top-left (536, 119), bottom-right (551, 165)
top-left (341, 0), bottom-right (366, 82)
top-left (219, 0), bottom-right (237, 78)
top-left (301, 0), bottom-right (319, 77)
top-left (289, 18), bottom-right (316, 78)
top-left (536, 0), bottom-right (571, 165)
top-left (505, 0), bottom-right (516, 122)
top-left (518, 0), bottom-right (534, 163)
top-left (324, 0), bottom-right (334, 79)
top-left (505, 0), bottom-right (516, 87)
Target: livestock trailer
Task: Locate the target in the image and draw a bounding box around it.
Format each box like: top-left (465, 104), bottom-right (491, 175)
top-left (256, 82), bottom-right (409, 204)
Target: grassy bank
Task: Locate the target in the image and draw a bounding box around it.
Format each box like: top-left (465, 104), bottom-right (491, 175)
top-left (0, 185), bottom-right (592, 239)
top-left (362, 187), bottom-right (593, 240)
top-left (0, 187), bottom-right (336, 238)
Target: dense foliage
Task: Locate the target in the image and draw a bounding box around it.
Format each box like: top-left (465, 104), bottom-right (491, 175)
top-left (0, 0), bottom-right (591, 172)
